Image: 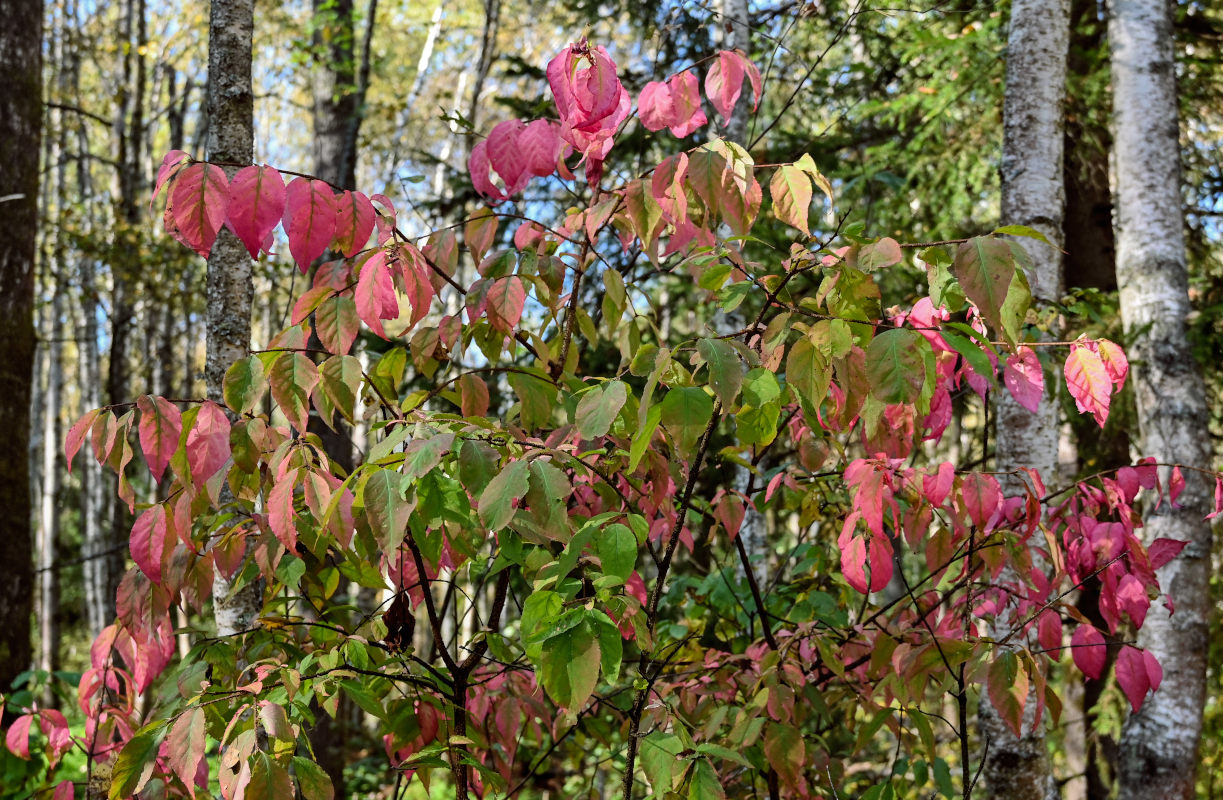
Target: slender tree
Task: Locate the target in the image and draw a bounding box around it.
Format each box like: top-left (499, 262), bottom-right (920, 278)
top-left (1110, 0), bottom-right (1214, 797)
top-left (0, 0), bottom-right (42, 710)
top-left (981, 0), bottom-right (1068, 796)
top-left (205, 0), bottom-right (257, 637)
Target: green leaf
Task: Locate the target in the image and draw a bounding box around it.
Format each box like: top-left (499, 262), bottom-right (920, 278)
top-left (596, 523), bottom-right (637, 583)
top-left (687, 758), bottom-right (725, 800)
top-left (520, 590), bottom-right (563, 661)
top-left (987, 651), bottom-right (1029, 738)
top-left (698, 338), bottom-right (743, 408)
top-left (786, 331), bottom-right (832, 411)
top-left (993, 224), bottom-right (1052, 246)
top-left (952, 237), bottom-right (1015, 345)
top-left (540, 622), bottom-right (601, 710)
top-left (110, 725), bottom-right (164, 800)
top-left (292, 757), bottom-right (336, 800)
top-left (940, 330), bottom-right (996, 389)
top-left (223, 355), bottom-right (267, 415)
top-left (589, 609), bottom-right (624, 685)
top-left (458, 439), bottom-right (498, 495)
top-left (269, 351), bottom-right (320, 432)
top-left (247, 752), bottom-right (293, 800)
top-left (641, 732), bottom-right (683, 794)
top-left (770, 164), bottom-right (812, 234)
top-left (737, 368), bottom-right (782, 446)
top-left (319, 354), bottom-right (362, 425)
top-left (526, 459), bottom-right (573, 539)
top-left (574, 380), bottom-right (627, 439)
top-left (660, 387), bottom-right (714, 459)
top-left (764, 723), bottom-right (805, 789)
top-left (361, 468), bottom-right (410, 552)
top-left (865, 329), bottom-right (931, 406)
top-left (856, 237), bottom-right (903, 271)
top-left (629, 402), bottom-right (663, 472)
top-left (509, 371), bottom-right (557, 430)
top-left (478, 459), bottom-right (530, 532)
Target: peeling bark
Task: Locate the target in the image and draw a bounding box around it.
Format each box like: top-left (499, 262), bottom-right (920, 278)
top-left (1110, 1), bottom-right (1213, 797)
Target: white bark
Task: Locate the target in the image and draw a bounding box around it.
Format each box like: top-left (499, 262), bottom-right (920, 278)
top-left (1110, 1), bottom-right (1212, 797)
top-left (982, 0), bottom-right (1068, 796)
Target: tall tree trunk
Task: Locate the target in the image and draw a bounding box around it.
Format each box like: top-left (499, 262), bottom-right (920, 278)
top-left (0, 0), bottom-right (41, 712)
top-left (982, 0), bottom-right (1068, 797)
top-left (206, 0), bottom-right (258, 638)
top-left (1110, 1), bottom-right (1213, 797)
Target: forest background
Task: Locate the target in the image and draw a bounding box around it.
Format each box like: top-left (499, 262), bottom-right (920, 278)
top-left (1, 0), bottom-right (1222, 798)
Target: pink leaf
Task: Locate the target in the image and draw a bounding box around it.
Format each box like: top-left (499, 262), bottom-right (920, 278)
top-left (1071, 625), bottom-right (1107, 680)
top-left (468, 140), bottom-right (507, 203)
top-left (1003, 346), bottom-right (1044, 413)
top-left (268, 476), bottom-right (299, 553)
top-left (151, 150), bottom-right (190, 209)
top-left (959, 473), bottom-right (1001, 530)
top-left (666, 71), bottom-right (708, 137)
top-left (1168, 466), bottom-right (1185, 508)
top-left (1116, 573), bottom-right (1150, 628)
top-left (53, 781), bottom-right (74, 800)
top-left (1206, 476), bottom-right (1223, 520)
top-left (705, 50), bottom-right (746, 125)
top-left (521, 119), bottom-right (562, 178)
top-left (486, 119), bottom-right (530, 195)
top-left (371, 193), bottom-right (398, 244)
top-left (1065, 341), bottom-right (1112, 427)
top-left (714, 493), bottom-right (746, 539)
top-left (65, 408), bottom-right (101, 474)
top-left (225, 165), bottom-right (287, 258)
top-left (130, 504), bottom-right (168, 584)
top-left (1096, 338), bottom-right (1128, 390)
top-left (840, 530), bottom-right (870, 594)
top-left (637, 81), bottom-right (674, 131)
top-left (1115, 645), bottom-right (1154, 712)
top-left (396, 244), bottom-right (435, 328)
top-left (1148, 537), bottom-right (1188, 570)
top-left (169, 162), bottom-right (231, 258)
top-left (187, 401), bottom-right (231, 484)
top-left (486, 276), bottom-right (526, 333)
top-left (283, 177), bottom-right (338, 272)
top-left (5, 714), bottom-right (33, 758)
top-left (333, 190), bottom-right (376, 257)
top-left (1143, 650), bottom-right (1162, 691)
top-left (355, 250), bottom-right (397, 339)
top-left (1037, 610), bottom-right (1062, 659)
top-left (136, 396), bottom-right (182, 484)
top-left (922, 461), bottom-right (956, 507)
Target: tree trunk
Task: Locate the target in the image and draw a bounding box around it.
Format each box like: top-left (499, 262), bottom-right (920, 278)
top-left (206, 0), bottom-right (259, 638)
top-left (0, 0), bottom-right (41, 712)
top-left (1110, 1), bottom-right (1213, 797)
top-left (982, 0), bottom-right (1068, 796)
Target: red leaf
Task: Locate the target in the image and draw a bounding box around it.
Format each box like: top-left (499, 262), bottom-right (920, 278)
top-left (1148, 537), bottom-right (1188, 570)
top-left (151, 150), bottom-right (190, 209)
top-left (714, 492), bottom-right (746, 540)
top-left (283, 177), bottom-right (338, 272)
top-left (136, 395), bottom-right (183, 484)
top-left (371, 193), bottom-right (397, 244)
top-left (187, 401), bottom-right (231, 484)
top-left (65, 408), bottom-right (101, 474)
top-left (268, 475), bottom-right (299, 553)
top-left (468, 140), bottom-right (506, 203)
top-left (333, 190), bottom-right (376, 257)
top-left (225, 165), bottom-right (287, 258)
top-left (1037, 610), bottom-right (1062, 659)
top-left (53, 781), bottom-right (73, 800)
top-left (397, 244), bottom-right (436, 329)
top-left (486, 119), bottom-right (530, 195)
top-left (1115, 645), bottom-right (1155, 712)
top-left (354, 250), bottom-right (398, 339)
top-left (666, 71), bottom-right (707, 137)
top-left (520, 119), bottom-right (563, 178)
top-left (1168, 466), bottom-right (1185, 508)
top-left (1206, 476), bottom-right (1223, 520)
top-left (169, 162), bottom-right (231, 258)
top-left (922, 461), bottom-right (956, 507)
top-left (167, 707), bottom-right (206, 790)
top-left (959, 472), bottom-right (1001, 530)
top-left (130, 504), bottom-right (169, 584)
top-left (1003, 346), bottom-right (1044, 413)
top-left (5, 714), bottom-right (33, 759)
top-left (1065, 341), bottom-right (1112, 427)
top-left (486, 276), bottom-right (526, 333)
top-left (839, 528), bottom-right (870, 594)
top-left (1071, 625), bottom-right (1107, 680)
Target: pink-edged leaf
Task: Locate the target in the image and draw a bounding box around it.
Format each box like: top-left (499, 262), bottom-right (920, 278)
top-left (468, 139), bottom-right (506, 202)
top-left (371, 193), bottom-right (397, 244)
top-left (169, 162), bottom-right (231, 258)
top-left (283, 177), bottom-right (338, 272)
top-left (130, 504), bottom-right (169, 584)
top-left (167, 707), bottom-right (206, 789)
top-left (136, 396), bottom-right (183, 483)
top-left (354, 250), bottom-right (398, 339)
top-left (1004, 346), bottom-right (1044, 413)
top-left (65, 408), bottom-right (102, 474)
top-left (1096, 338), bottom-right (1128, 390)
top-left (187, 400), bottom-right (232, 484)
top-left (1168, 466), bottom-right (1185, 508)
top-left (486, 276), bottom-right (526, 333)
top-left (1037, 610), bottom-right (1062, 659)
top-left (574, 46), bottom-right (623, 124)
top-left (396, 244), bottom-right (436, 328)
top-left (1148, 537), bottom-right (1188, 570)
top-left (5, 714), bottom-right (33, 758)
top-left (1071, 625), bottom-right (1107, 680)
top-left (1065, 342), bottom-right (1112, 427)
top-left (151, 150), bottom-right (190, 209)
top-left (840, 529), bottom-right (870, 594)
top-left (769, 164), bottom-right (812, 235)
top-left (637, 80), bottom-right (674, 132)
top-left (225, 165), bottom-right (287, 258)
top-left (705, 50), bottom-right (746, 125)
top-left (269, 351), bottom-right (320, 432)
top-left (714, 493), bottom-right (746, 540)
top-left (333, 190), bottom-right (376, 257)
top-left (987, 652), bottom-right (1028, 738)
top-left (666, 70), bottom-right (707, 137)
top-left (268, 476), bottom-right (299, 553)
top-left (1115, 645), bottom-right (1155, 712)
top-left (315, 295), bottom-right (359, 355)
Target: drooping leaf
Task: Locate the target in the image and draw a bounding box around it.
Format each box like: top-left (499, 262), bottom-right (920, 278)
top-left (952, 237), bottom-right (1015, 343)
top-left (478, 459), bottom-right (530, 532)
top-left (704, 50), bottom-right (747, 125)
top-left (318, 355), bottom-right (362, 424)
top-left (539, 623), bottom-right (601, 711)
top-left (315, 295), bottom-right (359, 355)
top-left (1004, 347), bottom-right (1044, 413)
top-left (786, 331), bottom-right (832, 412)
top-left (737, 368), bottom-right (781, 446)
top-left (596, 523), bottom-right (637, 583)
top-left (223, 355), bottom-right (268, 415)
top-left (1071, 625), bottom-right (1107, 680)
top-left (283, 177), bottom-right (338, 272)
top-left (763, 723), bottom-right (805, 789)
top-left (109, 725), bottom-right (163, 800)
top-left (659, 387), bottom-right (714, 459)
top-left (354, 251), bottom-right (398, 339)
top-left (574, 380), bottom-right (627, 439)
top-left (130, 504), bottom-right (169, 584)
top-left (987, 651), bottom-right (1028, 738)
top-left (769, 164), bottom-right (812, 234)
top-left (225, 164), bottom-right (286, 258)
top-left (136, 395), bottom-right (182, 483)
top-left (486, 276), bottom-right (526, 333)
top-left (362, 468), bottom-right (410, 553)
top-left (866, 328), bottom-right (930, 406)
top-left (269, 351), bottom-right (320, 432)
top-left (169, 162), bottom-right (231, 258)
top-left (291, 757), bottom-right (335, 800)
top-left (856, 237), bottom-right (903, 271)
top-left (458, 373), bottom-right (490, 418)
top-left (186, 401), bottom-right (231, 484)
top-left (698, 338), bottom-right (743, 409)
top-left (1065, 341), bottom-right (1112, 427)
top-left (332, 190), bottom-right (376, 257)
top-left (167, 707), bottom-right (206, 788)
top-left (1115, 646), bottom-right (1160, 713)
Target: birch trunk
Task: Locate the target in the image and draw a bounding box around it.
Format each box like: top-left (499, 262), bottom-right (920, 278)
top-left (1110, 1), bottom-right (1213, 797)
top-left (206, 0), bottom-right (259, 638)
top-left (0, 0), bottom-right (41, 707)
